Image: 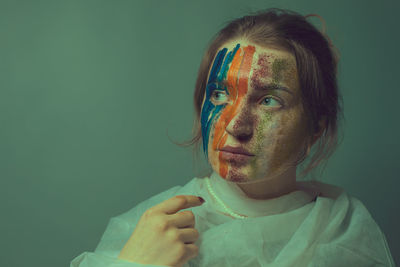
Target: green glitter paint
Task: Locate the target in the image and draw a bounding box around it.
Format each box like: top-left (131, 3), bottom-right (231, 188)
top-left (248, 112), bottom-right (272, 177)
top-left (272, 58), bottom-right (289, 84)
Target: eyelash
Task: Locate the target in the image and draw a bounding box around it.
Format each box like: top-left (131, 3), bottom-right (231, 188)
top-left (211, 90), bottom-right (282, 107)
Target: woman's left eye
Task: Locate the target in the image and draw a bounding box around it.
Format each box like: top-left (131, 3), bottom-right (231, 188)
top-left (261, 96), bottom-right (281, 107)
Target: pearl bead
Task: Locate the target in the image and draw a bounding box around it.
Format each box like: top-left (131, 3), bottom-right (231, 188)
top-left (205, 177), bottom-right (248, 219)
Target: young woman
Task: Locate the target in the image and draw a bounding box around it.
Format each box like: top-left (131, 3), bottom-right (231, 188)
top-left (71, 8), bottom-right (395, 267)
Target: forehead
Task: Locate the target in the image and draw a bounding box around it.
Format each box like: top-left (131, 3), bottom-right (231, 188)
top-left (221, 39), bottom-right (294, 60)
top-left (208, 39), bottom-right (299, 91)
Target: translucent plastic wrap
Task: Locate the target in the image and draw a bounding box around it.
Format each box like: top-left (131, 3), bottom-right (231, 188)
top-left (70, 171), bottom-right (395, 267)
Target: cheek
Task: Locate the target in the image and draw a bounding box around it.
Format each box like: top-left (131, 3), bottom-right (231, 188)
top-left (200, 98), bottom-right (226, 156)
top-left (205, 111), bottom-right (225, 167)
top-left (272, 115), bottom-right (306, 167)
top-left (207, 108), bottom-right (226, 147)
top-left (257, 113), bottom-right (308, 169)
top-left (253, 116), bottom-right (281, 165)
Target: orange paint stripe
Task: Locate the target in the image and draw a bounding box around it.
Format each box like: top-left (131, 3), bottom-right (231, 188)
top-left (213, 45), bottom-right (256, 178)
top-left (213, 47), bottom-right (243, 152)
top-left (226, 47), bottom-right (242, 100)
top-left (225, 45), bottom-right (255, 138)
top-left (216, 47), bottom-right (244, 177)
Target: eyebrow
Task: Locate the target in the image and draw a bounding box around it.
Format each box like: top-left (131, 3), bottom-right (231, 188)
top-left (214, 81), bottom-right (293, 95)
top-left (253, 84), bottom-right (293, 95)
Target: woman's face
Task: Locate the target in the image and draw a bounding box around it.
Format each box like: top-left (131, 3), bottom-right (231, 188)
top-left (200, 39), bottom-right (310, 183)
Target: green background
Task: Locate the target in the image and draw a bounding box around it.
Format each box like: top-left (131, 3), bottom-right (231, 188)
top-left (1, 0), bottom-right (398, 266)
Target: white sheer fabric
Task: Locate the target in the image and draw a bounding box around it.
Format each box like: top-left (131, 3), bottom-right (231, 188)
top-left (70, 171), bottom-right (395, 267)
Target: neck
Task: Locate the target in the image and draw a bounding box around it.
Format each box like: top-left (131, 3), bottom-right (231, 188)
top-left (235, 167), bottom-right (297, 200)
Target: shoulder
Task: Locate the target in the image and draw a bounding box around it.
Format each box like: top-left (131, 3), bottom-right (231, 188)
top-left (299, 180), bottom-right (344, 200)
top-left (308, 180), bottom-right (378, 234)
top-left (307, 180), bottom-right (376, 223)
top-left (305, 181), bottom-right (395, 266)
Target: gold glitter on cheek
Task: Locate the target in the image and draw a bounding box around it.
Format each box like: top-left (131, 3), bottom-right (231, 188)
top-left (248, 112), bottom-right (272, 178)
top-left (268, 111), bottom-right (308, 174)
top-left (246, 50), bottom-right (306, 178)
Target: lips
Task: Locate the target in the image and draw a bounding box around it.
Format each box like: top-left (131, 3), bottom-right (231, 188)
top-left (219, 145), bottom-right (254, 156)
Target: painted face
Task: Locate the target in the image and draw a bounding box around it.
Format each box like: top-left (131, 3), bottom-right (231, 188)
top-left (200, 39), bottom-right (310, 183)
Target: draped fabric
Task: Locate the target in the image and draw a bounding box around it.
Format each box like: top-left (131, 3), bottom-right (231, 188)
top-left (70, 172), bottom-right (395, 267)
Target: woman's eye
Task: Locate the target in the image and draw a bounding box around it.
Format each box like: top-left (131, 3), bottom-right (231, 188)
top-left (261, 96), bottom-right (281, 107)
top-left (211, 90), bottom-right (228, 102)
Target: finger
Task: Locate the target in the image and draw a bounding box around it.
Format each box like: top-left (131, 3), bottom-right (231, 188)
top-left (183, 243), bottom-right (199, 261)
top-left (172, 210), bottom-right (196, 229)
top-left (156, 195), bottom-right (204, 215)
top-left (177, 228), bottom-right (199, 245)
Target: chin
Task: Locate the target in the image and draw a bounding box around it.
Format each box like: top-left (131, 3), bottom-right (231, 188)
top-left (217, 168), bottom-right (252, 183)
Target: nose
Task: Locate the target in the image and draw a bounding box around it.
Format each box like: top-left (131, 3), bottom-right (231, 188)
top-left (224, 107), bottom-right (254, 142)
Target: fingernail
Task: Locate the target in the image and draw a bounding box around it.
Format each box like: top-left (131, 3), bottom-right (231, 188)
top-left (198, 196), bottom-right (205, 203)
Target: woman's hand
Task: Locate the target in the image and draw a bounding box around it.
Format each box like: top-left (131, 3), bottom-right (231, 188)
top-left (118, 195), bottom-right (205, 267)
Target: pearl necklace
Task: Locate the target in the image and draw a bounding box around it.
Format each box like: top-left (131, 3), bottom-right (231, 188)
top-left (204, 177), bottom-right (320, 220)
top-left (204, 177), bottom-right (248, 219)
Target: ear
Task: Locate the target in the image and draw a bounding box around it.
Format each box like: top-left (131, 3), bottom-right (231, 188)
top-left (310, 117), bottom-right (326, 146)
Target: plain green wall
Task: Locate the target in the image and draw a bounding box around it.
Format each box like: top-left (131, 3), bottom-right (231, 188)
top-left (0, 0), bottom-right (398, 266)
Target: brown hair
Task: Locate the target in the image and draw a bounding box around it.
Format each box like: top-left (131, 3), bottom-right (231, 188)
top-left (169, 7), bottom-right (344, 181)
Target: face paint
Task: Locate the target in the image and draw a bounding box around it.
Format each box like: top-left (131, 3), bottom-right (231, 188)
top-left (201, 39), bottom-right (309, 184)
top-left (200, 44), bottom-right (237, 161)
top-left (201, 43), bottom-right (255, 176)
